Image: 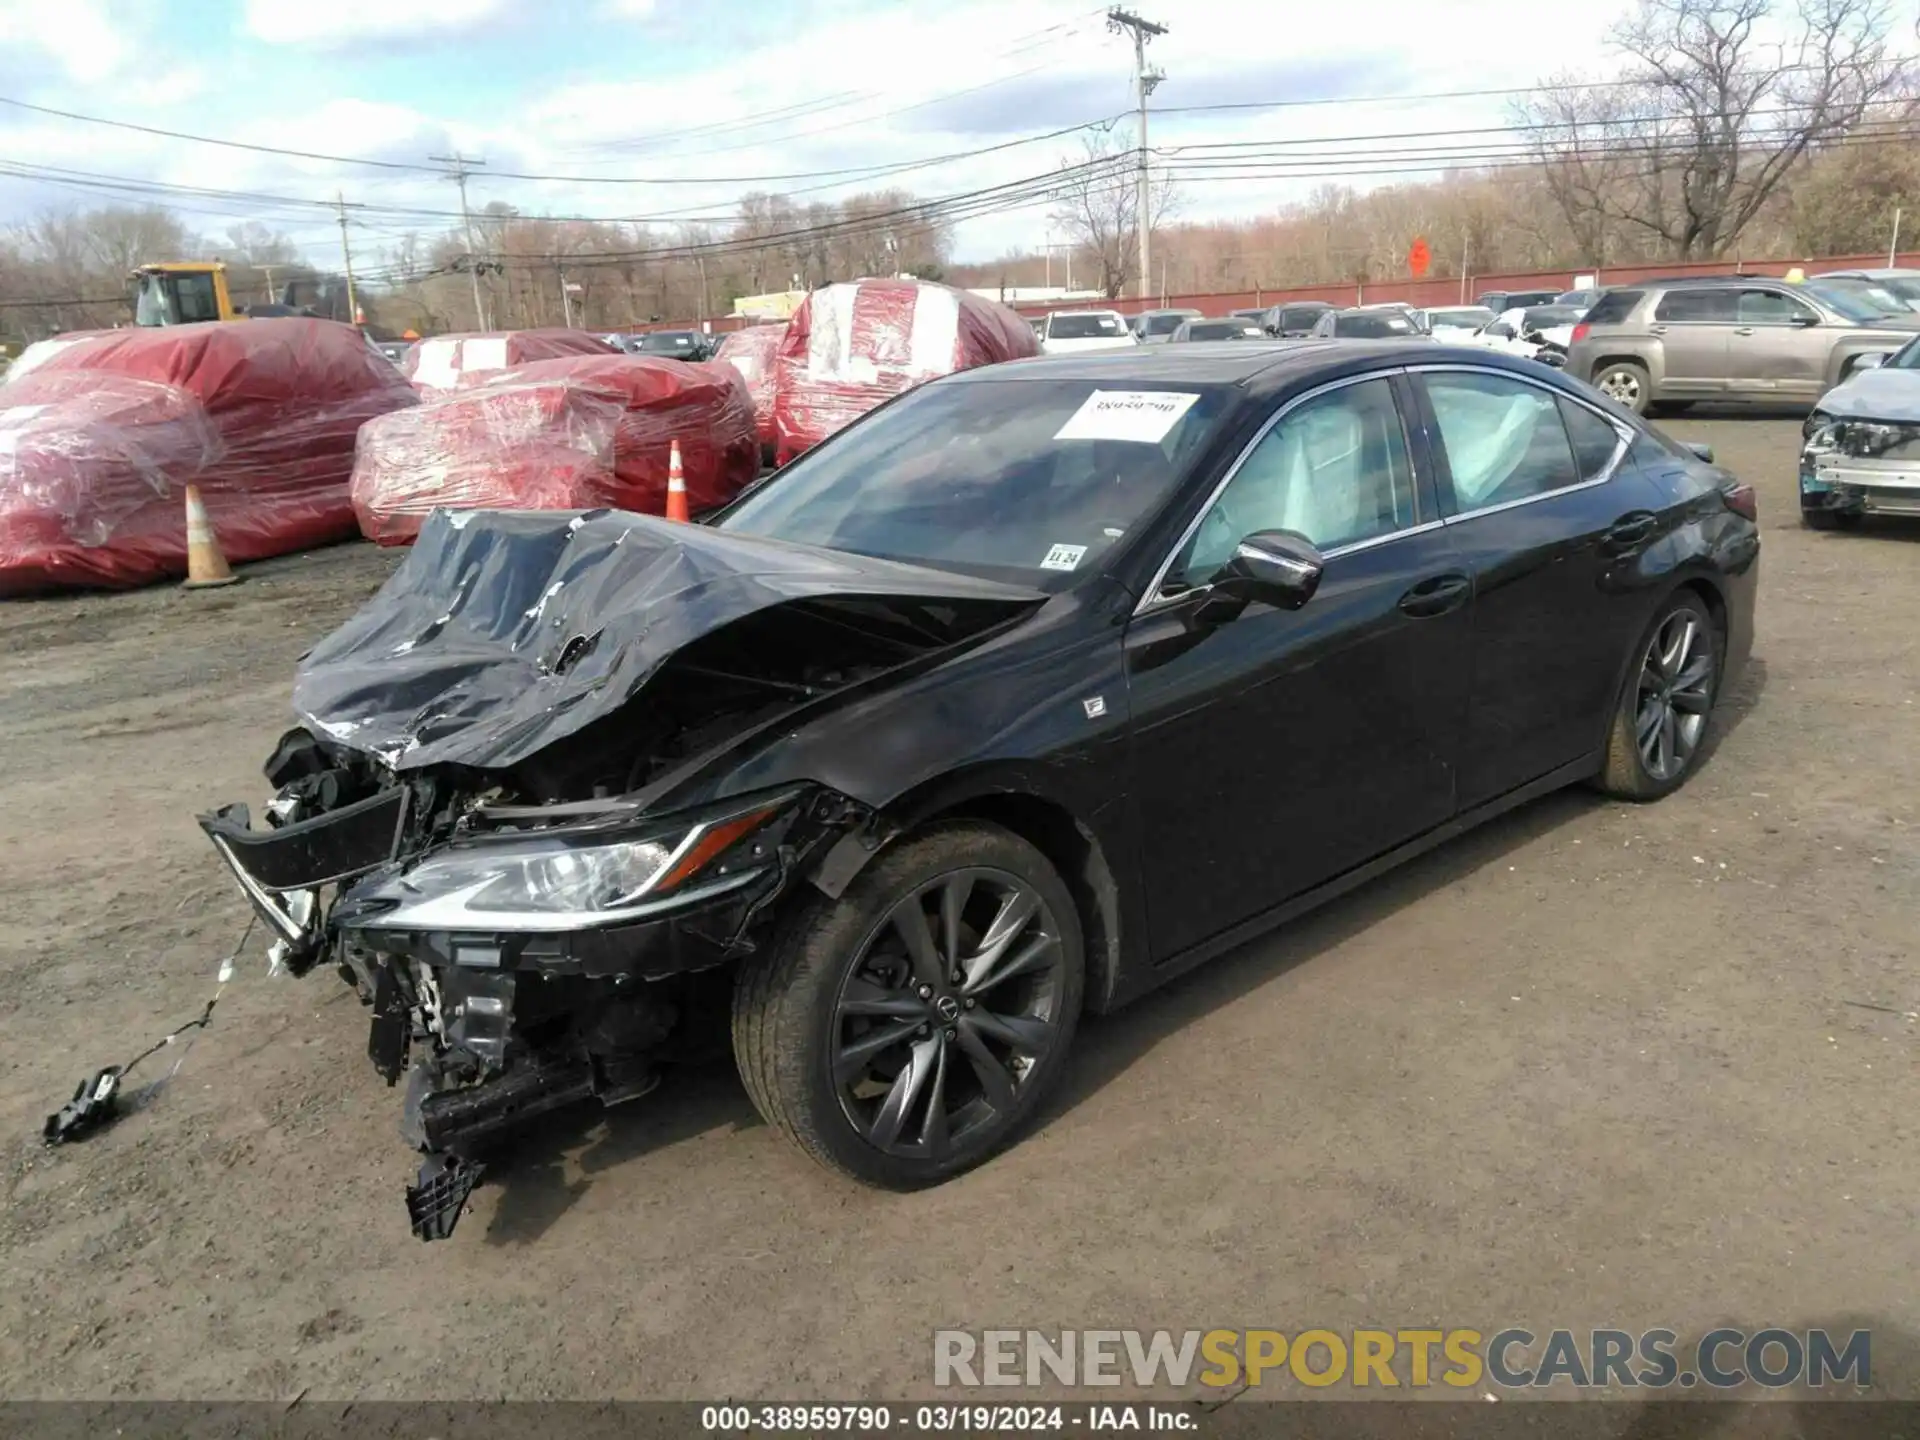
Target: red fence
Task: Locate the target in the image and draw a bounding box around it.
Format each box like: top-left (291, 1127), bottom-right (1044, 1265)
top-left (626, 250), bottom-right (1920, 335)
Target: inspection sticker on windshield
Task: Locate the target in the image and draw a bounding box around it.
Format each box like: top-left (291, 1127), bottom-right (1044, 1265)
top-left (1054, 389), bottom-right (1200, 444)
top-left (1040, 543), bottom-right (1088, 571)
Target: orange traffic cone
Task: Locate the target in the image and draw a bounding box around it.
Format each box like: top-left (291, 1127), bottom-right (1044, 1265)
top-left (664, 440), bottom-right (690, 522)
top-left (181, 485), bottom-right (239, 588)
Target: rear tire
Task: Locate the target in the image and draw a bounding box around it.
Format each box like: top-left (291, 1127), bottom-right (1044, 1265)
top-left (732, 821), bottom-right (1085, 1189)
top-left (1592, 360), bottom-right (1653, 415)
top-left (1596, 593), bottom-right (1723, 801)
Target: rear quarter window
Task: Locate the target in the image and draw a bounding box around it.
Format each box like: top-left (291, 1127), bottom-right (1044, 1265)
top-left (1582, 290), bottom-right (1643, 325)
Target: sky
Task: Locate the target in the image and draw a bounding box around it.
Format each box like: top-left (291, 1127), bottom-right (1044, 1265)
top-left (0, 0), bottom-right (1651, 272)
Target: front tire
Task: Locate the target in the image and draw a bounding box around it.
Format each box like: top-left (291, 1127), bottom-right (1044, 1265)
top-left (1801, 506), bottom-right (1862, 531)
top-left (1596, 593), bottom-right (1723, 801)
top-left (1592, 359), bottom-right (1653, 415)
top-left (732, 821), bottom-right (1085, 1188)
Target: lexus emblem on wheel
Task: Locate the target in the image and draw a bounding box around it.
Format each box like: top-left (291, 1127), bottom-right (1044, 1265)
top-left (935, 994), bottom-right (962, 1023)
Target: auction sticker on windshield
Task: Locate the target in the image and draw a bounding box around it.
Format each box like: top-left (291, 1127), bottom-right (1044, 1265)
top-left (1054, 390), bottom-right (1201, 444)
top-left (1040, 543), bottom-right (1088, 571)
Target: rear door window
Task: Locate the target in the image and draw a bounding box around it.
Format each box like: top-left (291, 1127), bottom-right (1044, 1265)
top-left (1421, 371), bottom-right (1583, 514)
top-left (1654, 290), bottom-right (1737, 322)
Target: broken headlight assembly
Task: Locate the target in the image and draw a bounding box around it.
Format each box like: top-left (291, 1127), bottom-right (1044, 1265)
top-left (1822, 419), bottom-right (1920, 457)
top-left (342, 799), bottom-right (790, 933)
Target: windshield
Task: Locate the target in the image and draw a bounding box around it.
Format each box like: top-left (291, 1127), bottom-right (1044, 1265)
top-left (1803, 283), bottom-right (1893, 322)
top-left (1427, 307), bottom-right (1495, 329)
top-left (719, 377), bottom-right (1231, 588)
top-left (638, 332), bottom-right (698, 351)
top-left (1875, 277), bottom-right (1920, 306)
top-left (1048, 314), bottom-right (1125, 339)
top-left (1141, 313), bottom-right (1194, 335)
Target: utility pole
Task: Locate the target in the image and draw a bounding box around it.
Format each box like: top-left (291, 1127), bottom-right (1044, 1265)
top-left (430, 152), bottom-right (490, 328)
top-left (334, 192), bottom-right (361, 326)
top-left (559, 265), bottom-right (573, 328)
top-left (1107, 8), bottom-right (1165, 302)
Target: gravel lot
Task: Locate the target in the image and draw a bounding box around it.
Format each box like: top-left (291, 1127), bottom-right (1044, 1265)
top-left (2, 412), bottom-right (1916, 1403)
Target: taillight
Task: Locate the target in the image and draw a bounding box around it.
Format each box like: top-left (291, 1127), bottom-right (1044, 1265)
top-left (1570, 322), bottom-right (1591, 345)
top-left (1723, 483), bottom-right (1758, 521)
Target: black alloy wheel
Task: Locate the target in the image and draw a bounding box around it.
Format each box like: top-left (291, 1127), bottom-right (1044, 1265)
top-left (830, 867), bottom-right (1067, 1159)
top-left (732, 822), bottom-right (1085, 1187)
top-left (1597, 593), bottom-right (1722, 799)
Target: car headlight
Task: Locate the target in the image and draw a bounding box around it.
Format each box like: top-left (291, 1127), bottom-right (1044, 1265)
top-left (343, 800), bottom-right (786, 932)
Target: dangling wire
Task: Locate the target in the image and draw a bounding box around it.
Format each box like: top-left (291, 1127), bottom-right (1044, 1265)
top-left (43, 915), bottom-right (259, 1145)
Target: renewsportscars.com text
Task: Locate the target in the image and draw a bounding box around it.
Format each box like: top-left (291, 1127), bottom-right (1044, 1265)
top-left (933, 1328), bottom-right (1871, 1391)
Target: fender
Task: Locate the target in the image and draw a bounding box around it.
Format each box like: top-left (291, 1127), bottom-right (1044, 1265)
top-left (807, 758), bottom-right (1144, 1014)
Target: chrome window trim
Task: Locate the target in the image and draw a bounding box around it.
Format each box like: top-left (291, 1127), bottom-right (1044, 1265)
top-left (1400, 361), bottom-right (1631, 522)
top-left (1134, 368), bottom-right (1424, 616)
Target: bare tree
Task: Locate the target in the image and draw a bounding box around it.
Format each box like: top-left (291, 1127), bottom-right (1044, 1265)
top-left (1520, 0), bottom-right (1908, 260)
top-left (1048, 129), bottom-right (1176, 298)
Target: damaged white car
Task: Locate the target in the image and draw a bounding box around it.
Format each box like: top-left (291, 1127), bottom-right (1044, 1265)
top-left (1800, 343), bottom-right (1920, 528)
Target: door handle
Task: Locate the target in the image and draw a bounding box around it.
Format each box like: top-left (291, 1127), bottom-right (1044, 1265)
top-left (1604, 511), bottom-right (1659, 549)
top-left (1397, 572), bottom-right (1471, 618)
top-left (1733, 327), bottom-right (1754, 336)
top-left (1648, 325), bottom-right (1667, 335)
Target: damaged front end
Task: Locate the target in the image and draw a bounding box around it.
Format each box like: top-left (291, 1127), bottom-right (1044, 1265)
top-left (1801, 394), bottom-right (1920, 520)
top-left (197, 508), bottom-right (1040, 1239)
top-left (202, 733), bottom-right (857, 1239)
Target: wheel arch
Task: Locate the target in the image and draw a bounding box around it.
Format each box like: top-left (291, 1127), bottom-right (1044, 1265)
top-left (1590, 351), bottom-right (1655, 383)
top-left (810, 765), bottom-right (1127, 1014)
top-left (1593, 570), bottom-right (1729, 754)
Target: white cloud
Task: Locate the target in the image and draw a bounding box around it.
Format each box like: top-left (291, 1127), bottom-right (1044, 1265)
top-left (601, 0), bottom-right (657, 16)
top-left (0, 0), bottom-right (130, 83)
top-left (243, 0), bottom-right (511, 47)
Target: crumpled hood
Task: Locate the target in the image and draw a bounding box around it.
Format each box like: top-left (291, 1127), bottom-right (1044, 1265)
top-left (293, 508), bottom-right (1043, 773)
top-left (1814, 364), bottom-right (1920, 422)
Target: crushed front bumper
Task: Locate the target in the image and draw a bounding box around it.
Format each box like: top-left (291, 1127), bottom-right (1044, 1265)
top-left (1800, 434), bottom-right (1920, 517)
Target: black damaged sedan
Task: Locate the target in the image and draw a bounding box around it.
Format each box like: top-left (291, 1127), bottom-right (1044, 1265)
top-left (201, 343), bottom-right (1758, 1236)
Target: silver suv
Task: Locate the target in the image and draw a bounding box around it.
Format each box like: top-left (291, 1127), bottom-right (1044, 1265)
top-left (1563, 278), bottom-right (1920, 413)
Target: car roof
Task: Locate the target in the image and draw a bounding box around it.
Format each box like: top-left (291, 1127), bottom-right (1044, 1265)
top-left (1049, 308), bottom-right (1123, 317)
top-left (949, 338), bottom-right (1448, 385)
top-left (1816, 268), bottom-right (1920, 280)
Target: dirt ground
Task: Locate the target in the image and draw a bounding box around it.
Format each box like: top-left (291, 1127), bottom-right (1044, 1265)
top-left (2, 413), bottom-right (1916, 1404)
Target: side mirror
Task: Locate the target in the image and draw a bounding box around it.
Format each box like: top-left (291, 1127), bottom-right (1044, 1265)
top-left (1682, 441), bottom-right (1715, 463)
top-left (1853, 352), bottom-right (1885, 370)
top-left (1791, 313), bottom-right (1819, 327)
top-left (1487, 323), bottom-right (1516, 339)
top-left (1193, 531), bottom-right (1324, 625)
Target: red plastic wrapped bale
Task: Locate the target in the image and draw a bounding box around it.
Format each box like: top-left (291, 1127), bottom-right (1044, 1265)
top-left (350, 353), bottom-right (760, 545)
top-left (712, 322), bottom-right (786, 453)
top-left (0, 318), bottom-right (418, 594)
top-left (771, 280), bottom-right (1039, 464)
top-left (403, 329), bottom-right (618, 391)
